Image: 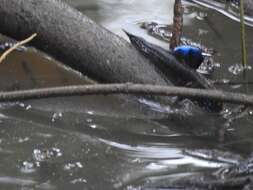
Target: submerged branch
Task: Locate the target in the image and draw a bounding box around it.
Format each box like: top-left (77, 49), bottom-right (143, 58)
top-left (0, 83), bottom-right (252, 106)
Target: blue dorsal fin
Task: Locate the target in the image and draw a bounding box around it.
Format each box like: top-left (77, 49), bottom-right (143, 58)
top-left (173, 45), bottom-right (204, 69)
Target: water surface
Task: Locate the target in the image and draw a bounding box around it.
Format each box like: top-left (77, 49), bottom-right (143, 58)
top-left (0, 0), bottom-right (253, 189)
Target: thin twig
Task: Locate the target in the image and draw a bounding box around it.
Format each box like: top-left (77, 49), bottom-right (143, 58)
top-left (0, 33), bottom-right (37, 64)
top-left (0, 83), bottom-right (252, 106)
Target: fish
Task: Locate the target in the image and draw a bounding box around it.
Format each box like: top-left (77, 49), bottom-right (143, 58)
top-left (124, 31), bottom-right (223, 112)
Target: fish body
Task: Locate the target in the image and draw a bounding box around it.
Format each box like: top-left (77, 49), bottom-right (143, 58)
top-left (124, 31), bottom-right (223, 112)
top-left (173, 45), bottom-right (204, 70)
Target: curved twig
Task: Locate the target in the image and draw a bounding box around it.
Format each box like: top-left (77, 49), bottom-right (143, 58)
top-left (0, 83), bottom-right (252, 106)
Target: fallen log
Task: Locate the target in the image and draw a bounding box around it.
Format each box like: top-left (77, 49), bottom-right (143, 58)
top-left (0, 0), bottom-right (170, 86)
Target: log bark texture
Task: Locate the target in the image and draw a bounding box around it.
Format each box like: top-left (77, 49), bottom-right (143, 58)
top-left (0, 0), bottom-right (170, 86)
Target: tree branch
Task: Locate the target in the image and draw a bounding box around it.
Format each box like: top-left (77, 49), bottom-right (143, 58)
top-left (0, 83), bottom-right (252, 107)
top-left (170, 0), bottom-right (183, 49)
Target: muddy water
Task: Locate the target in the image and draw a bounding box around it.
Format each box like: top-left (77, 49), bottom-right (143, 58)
top-left (0, 0), bottom-right (253, 189)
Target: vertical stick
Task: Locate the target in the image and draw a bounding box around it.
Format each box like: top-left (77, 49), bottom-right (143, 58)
top-left (240, 0), bottom-right (247, 67)
top-left (239, 0), bottom-right (249, 101)
top-left (170, 0), bottom-right (183, 50)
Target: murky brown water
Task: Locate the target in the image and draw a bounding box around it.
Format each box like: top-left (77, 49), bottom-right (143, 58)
top-left (0, 0), bottom-right (253, 189)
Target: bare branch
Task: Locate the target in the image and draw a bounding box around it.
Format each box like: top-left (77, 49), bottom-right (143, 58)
top-left (0, 83), bottom-right (252, 107)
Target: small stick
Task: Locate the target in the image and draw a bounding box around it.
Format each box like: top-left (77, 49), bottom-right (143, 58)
top-left (170, 0), bottom-right (183, 49)
top-left (0, 33), bottom-right (37, 64)
top-left (0, 83), bottom-right (251, 106)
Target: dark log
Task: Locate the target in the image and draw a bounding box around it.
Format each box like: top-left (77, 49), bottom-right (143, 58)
top-left (0, 0), bottom-right (170, 86)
